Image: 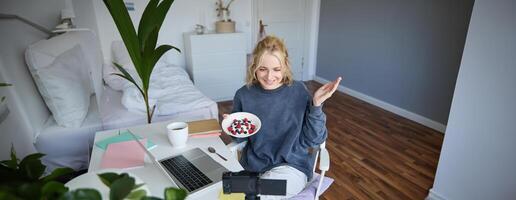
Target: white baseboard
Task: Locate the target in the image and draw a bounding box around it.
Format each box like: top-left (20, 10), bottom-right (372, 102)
top-left (313, 76), bottom-right (446, 133)
top-left (426, 188), bottom-right (447, 200)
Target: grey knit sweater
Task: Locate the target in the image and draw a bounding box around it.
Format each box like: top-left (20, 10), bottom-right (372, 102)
top-left (232, 81), bottom-right (327, 179)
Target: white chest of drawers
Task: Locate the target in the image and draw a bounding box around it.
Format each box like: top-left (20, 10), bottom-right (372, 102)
top-left (184, 32), bottom-right (246, 101)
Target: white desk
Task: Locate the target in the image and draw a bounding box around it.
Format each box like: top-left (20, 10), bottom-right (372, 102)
top-left (87, 120), bottom-right (244, 199)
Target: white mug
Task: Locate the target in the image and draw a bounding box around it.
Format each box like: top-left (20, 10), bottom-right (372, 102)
top-left (166, 122), bottom-right (188, 148)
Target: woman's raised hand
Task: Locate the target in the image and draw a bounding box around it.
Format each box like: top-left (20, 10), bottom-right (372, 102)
top-left (313, 77), bottom-right (342, 107)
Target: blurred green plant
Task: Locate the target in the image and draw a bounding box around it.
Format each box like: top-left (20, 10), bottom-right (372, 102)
top-left (0, 145), bottom-right (187, 200)
top-left (0, 145), bottom-right (75, 199)
top-left (103, 0), bottom-right (180, 124)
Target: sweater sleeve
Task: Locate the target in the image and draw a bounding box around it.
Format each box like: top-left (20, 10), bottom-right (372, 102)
top-left (300, 102), bottom-right (328, 147)
top-left (300, 81), bottom-right (328, 147)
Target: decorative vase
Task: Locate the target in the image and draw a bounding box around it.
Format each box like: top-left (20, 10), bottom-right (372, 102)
top-left (216, 21), bottom-right (235, 33)
top-left (222, 10), bottom-right (229, 22)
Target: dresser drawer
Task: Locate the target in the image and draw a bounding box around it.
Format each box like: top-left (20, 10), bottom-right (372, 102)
top-left (191, 52), bottom-right (246, 70)
top-left (192, 66), bottom-right (246, 86)
top-left (197, 83), bottom-right (243, 101)
top-left (189, 33), bottom-right (245, 54)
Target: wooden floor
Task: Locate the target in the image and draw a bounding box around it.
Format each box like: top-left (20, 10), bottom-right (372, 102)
top-left (217, 81), bottom-right (444, 200)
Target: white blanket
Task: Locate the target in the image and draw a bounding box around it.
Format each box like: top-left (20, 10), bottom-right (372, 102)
top-left (103, 63), bottom-right (214, 116)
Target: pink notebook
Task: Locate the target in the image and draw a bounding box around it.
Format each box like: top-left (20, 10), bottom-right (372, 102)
top-left (100, 139), bottom-right (146, 169)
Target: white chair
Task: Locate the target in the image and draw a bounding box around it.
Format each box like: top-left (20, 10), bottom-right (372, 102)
top-left (227, 141), bottom-right (331, 199)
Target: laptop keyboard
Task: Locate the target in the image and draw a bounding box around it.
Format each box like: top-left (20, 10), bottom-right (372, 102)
top-left (160, 155), bottom-right (213, 192)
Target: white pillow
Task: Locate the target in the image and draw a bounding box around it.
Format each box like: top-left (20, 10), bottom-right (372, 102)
top-left (25, 32), bottom-right (98, 95)
top-left (111, 40), bottom-right (132, 66)
top-left (34, 45), bottom-right (91, 128)
top-left (103, 62), bottom-right (130, 91)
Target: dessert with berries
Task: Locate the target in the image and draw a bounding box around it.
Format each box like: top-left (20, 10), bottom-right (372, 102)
top-left (226, 118), bottom-right (256, 136)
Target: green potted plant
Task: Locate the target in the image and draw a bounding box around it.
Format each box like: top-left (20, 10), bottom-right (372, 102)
top-left (0, 145), bottom-right (75, 199)
top-left (103, 0), bottom-right (180, 124)
top-left (0, 145), bottom-right (187, 200)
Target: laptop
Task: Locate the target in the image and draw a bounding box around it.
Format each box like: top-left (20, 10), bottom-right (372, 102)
top-left (127, 130), bottom-right (229, 194)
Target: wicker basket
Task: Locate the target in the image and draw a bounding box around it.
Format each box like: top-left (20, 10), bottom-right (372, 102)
top-left (215, 21), bottom-right (235, 33)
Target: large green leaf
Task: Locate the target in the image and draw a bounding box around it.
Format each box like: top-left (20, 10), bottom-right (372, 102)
top-left (138, 0), bottom-right (175, 51)
top-left (18, 153), bottom-right (45, 180)
top-left (17, 182), bottom-right (42, 199)
top-left (98, 172), bottom-right (121, 187)
top-left (0, 164), bottom-right (21, 183)
top-left (112, 63), bottom-right (137, 84)
top-left (103, 0), bottom-right (143, 76)
top-left (126, 189), bottom-right (146, 200)
top-left (164, 187), bottom-right (187, 200)
top-left (41, 181), bottom-right (69, 199)
top-left (0, 159), bottom-right (17, 171)
top-left (112, 62), bottom-right (144, 97)
top-left (140, 26), bottom-right (161, 90)
top-left (0, 190), bottom-right (23, 200)
top-left (153, 0), bottom-right (175, 29)
top-left (41, 167), bottom-right (74, 183)
top-left (153, 45), bottom-right (178, 66)
top-left (109, 175), bottom-right (135, 200)
top-left (138, 0), bottom-right (160, 50)
top-left (59, 188), bottom-right (102, 200)
top-left (0, 145), bottom-right (19, 170)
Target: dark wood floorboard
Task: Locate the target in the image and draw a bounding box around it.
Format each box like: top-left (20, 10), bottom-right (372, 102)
top-left (217, 81), bottom-right (444, 200)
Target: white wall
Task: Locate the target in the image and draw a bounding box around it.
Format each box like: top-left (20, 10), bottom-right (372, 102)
top-left (91, 0), bottom-right (252, 67)
top-left (0, 0), bottom-right (64, 159)
top-left (0, 0), bottom-right (98, 160)
top-left (72, 0), bottom-right (99, 35)
top-left (0, 58), bottom-right (37, 159)
top-left (427, 0), bottom-right (516, 200)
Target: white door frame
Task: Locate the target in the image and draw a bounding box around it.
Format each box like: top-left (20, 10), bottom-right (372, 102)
top-left (251, 0), bottom-right (321, 81)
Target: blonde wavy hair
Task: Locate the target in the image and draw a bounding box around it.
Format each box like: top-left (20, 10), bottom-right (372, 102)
top-left (246, 36), bottom-right (294, 87)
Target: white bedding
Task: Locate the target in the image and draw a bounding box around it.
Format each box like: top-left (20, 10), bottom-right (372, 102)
top-left (104, 63), bottom-right (215, 116)
top-left (99, 87), bottom-right (218, 130)
top-left (35, 96), bottom-right (103, 172)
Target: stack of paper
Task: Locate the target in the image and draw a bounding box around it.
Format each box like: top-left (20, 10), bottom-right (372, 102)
top-left (100, 139), bottom-right (146, 169)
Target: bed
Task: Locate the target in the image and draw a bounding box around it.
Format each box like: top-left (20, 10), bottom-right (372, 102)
top-left (25, 30), bottom-right (218, 172)
top-left (99, 86), bottom-right (218, 130)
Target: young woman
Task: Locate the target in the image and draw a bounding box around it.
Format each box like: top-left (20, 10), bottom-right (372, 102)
top-left (227, 36), bottom-right (341, 198)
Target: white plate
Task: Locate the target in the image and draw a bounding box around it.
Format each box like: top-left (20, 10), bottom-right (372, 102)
top-left (221, 112), bottom-right (261, 138)
top-left (65, 169), bottom-right (150, 198)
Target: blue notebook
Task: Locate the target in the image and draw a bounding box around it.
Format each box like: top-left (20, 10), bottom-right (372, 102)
top-left (95, 130), bottom-right (156, 150)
